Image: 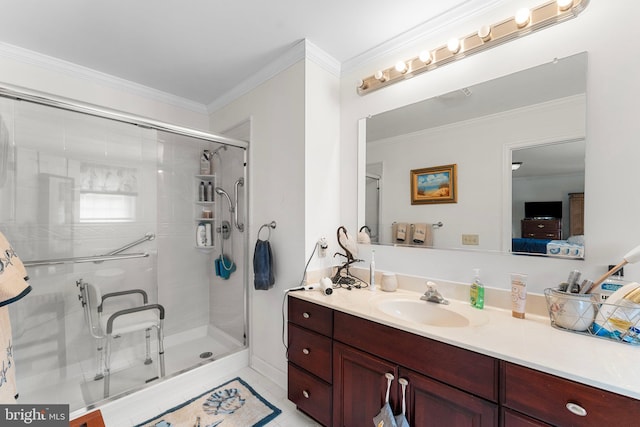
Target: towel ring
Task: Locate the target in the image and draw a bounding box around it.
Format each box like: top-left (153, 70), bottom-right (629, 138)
top-left (258, 221), bottom-right (277, 241)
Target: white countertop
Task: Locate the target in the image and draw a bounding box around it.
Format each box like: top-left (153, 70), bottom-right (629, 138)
top-left (289, 286), bottom-right (640, 400)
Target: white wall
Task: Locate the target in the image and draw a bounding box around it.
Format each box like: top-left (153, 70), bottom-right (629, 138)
top-left (208, 62), bottom-right (306, 385)
top-left (339, 0), bottom-right (640, 292)
top-left (208, 54), bottom-right (341, 385)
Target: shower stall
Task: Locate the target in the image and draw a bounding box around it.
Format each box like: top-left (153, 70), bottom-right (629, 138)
top-left (0, 86), bottom-right (249, 411)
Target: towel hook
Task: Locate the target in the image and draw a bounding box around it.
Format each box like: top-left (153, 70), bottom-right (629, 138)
top-left (258, 221), bottom-right (277, 241)
top-left (432, 221), bottom-right (444, 229)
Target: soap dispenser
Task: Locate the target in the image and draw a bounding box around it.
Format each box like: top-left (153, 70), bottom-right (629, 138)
top-left (470, 268), bottom-right (485, 309)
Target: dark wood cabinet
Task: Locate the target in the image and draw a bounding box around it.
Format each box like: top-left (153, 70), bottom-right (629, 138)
top-left (287, 297), bottom-right (333, 426)
top-left (569, 192), bottom-right (584, 236)
top-left (501, 362), bottom-right (640, 426)
top-left (332, 342), bottom-right (398, 427)
top-left (402, 367), bottom-right (497, 427)
top-left (521, 218), bottom-right (561, 239)
top-left (287, 297), bottom-right (640, 427)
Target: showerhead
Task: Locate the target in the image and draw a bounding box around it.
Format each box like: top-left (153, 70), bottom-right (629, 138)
top-left (215, 187), bottom-right (234, 212)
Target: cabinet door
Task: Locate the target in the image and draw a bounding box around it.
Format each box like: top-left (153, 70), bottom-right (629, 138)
top-left (333, 342), bottom-right (398, 427)
top-left (401, 368), bottom-right (498, 427)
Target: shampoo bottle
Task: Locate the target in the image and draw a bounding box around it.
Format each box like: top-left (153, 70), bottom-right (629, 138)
top-left (206, 181), bottom-right (213, 201)
top-left (199, 181), bottom-right (205, 201)
top-left (370, 250), bottom-right (376, 291)
top-left (470, 268), bottom-right (485, 309)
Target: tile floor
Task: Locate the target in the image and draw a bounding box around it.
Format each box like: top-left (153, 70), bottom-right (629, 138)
top-left (92, 350), bottom-right (321, 426)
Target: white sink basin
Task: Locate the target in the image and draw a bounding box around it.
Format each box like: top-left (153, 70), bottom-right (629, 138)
top-left (376, 299), bottom-right (489, 327)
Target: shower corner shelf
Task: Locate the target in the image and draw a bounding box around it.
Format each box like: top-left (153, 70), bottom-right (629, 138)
top-left (195, 174), bottom-right (216, 249)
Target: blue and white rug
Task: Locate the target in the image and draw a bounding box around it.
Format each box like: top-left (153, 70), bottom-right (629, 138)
top-left (135, 377), bottom-right (281, 427)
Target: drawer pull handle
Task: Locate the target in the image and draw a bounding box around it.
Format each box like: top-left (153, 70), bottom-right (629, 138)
top-left (302, 390), bottom-right (310, 399)
top-left (566, 402), bottom-right (587, 417)
top-left (302, 312), bottom-right (310, 319)
top-left (537, 224), bottom-right (544, 228)
top-left (302, 348), bottom-right (310, 355)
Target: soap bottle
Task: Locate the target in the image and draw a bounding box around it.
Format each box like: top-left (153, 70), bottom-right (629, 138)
top-left (470, 268), bottom-right (485, 309)
top-left (370, 250), bottom-right (376, 291)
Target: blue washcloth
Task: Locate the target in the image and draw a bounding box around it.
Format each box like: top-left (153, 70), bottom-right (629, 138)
top-left (215, 255), bottom-right (236, 280)
top-left (253, 239), bottom-right (275, 290)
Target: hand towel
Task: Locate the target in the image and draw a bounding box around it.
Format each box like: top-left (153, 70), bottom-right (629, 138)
top-left (253, 239), bottom-right (275, 290)
top-left (396, 223), bottom-right (407, 242)
top-left (413, 223), bottom-right (427, 244)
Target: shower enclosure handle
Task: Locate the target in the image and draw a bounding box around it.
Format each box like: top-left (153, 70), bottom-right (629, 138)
top-left (234, 178), bottom-right (244, 232)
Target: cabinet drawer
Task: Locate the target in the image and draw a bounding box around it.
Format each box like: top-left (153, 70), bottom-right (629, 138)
top-left (334, 311), bottom-right (499, 402)
top-left (288, 362), bottom-right (332, 426)
top-left (288, 296), bottom-right (333, 336)
top-left (288, 323), bottom-right (332, 383)
top-left (502, 362), bottom-right (640, 426)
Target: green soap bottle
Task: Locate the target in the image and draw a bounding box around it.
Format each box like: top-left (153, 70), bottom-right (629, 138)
top-left (470, 268), bottom-right (485, 309)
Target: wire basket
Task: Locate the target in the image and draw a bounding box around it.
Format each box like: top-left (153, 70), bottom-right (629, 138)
top-left (544, 288), bottom-right (640, 345)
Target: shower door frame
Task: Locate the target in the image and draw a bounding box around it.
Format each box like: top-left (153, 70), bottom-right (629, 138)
top-left (0, 81), bottom-right (251, 405)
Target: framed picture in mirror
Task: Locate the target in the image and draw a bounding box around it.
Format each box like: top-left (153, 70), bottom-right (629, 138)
top-left (410, 164), bottom-right (457, 205)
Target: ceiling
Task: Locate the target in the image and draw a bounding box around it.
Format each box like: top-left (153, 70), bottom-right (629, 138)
top-left (0, 0), bottom-right (503, 107)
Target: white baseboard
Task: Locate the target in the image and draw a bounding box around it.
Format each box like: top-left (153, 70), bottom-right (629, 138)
top-left (250, 354), bottom-right (287, 390)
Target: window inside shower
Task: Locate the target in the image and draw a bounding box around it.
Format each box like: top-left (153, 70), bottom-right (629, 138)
top-left (0, 96), bottom-right (247, 411)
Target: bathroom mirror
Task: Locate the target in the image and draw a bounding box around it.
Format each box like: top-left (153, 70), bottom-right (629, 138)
top-left (360, 52), bottom-right (587, 258)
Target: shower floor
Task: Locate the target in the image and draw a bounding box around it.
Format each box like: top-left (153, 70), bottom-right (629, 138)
top-left (16, 325), bottom-right (242, 411)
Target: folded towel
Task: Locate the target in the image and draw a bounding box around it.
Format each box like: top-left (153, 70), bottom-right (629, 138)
top-left (396, 223), bottom-right (407, 242)
top-left (253, 239), bottom-right (275, 290)
top-left (413, 223), bottom-right (427, 244)
top-left (357, 230), bottom-right (371, 244)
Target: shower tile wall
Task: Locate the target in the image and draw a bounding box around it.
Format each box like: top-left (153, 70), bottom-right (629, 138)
top-left (156, 132), bottom-right (211, 336)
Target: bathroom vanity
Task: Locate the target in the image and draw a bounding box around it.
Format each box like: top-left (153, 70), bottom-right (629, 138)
top-left (287, 289), bottom-right (640, 426)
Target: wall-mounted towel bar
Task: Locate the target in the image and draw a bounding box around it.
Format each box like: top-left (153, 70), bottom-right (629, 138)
top-left (258, 221), bottom-right (276, 241)
top-left (23, 252), bottom-right (149, 267)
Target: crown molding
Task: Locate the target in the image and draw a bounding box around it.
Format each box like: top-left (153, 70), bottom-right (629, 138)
top-left (207, 39), bottom-right (340, 113)
top-left (341, 0), bottom-right (508, 75)
top-left (0, 42), bottom-right (208, 114)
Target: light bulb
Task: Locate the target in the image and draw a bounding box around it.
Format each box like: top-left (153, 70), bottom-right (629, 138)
top-left (419, 50), bottom-right (432, 64)
top-left (515, 8), bottom-right (531, 27)
top-left (447, 38), bottom-right (460, 54)
top-left (374, 70), bottom-right (387, 82)
top-left (395, 61), bottom-right (408, 74)
top-left (557, 0), bottom-right (573, 11)
top-left (478, 25), bottom-right (492, 42)
top-left (356, 79), bottom-right (367, 90)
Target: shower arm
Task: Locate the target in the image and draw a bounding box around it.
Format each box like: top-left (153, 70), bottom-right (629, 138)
top-left (234, 178), bottom-right (244, 232)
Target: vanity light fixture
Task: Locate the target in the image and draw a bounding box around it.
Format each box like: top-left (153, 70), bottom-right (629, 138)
top-left (374, 70), bottom-right (388, 82)
top-left (356, 0), bottom-right (589, 95)
top-left (511, 162), bottom-right (523, 171)
top-left (419, 50), bottom-right (433, 64)
top-left (477, 25), bottom-right (492, 42)
top-left (514, 8), bottom-right (531, 28)
top-left (395, 61), bottom-right (408, 74)
top-left (557, 0), bottom-right (574, 11)
top-left (447, 38), bottom-right (461, 54)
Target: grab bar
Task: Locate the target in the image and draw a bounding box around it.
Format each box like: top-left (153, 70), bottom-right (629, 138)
top-left (234, 178), bottom-right (244, 232)
top-left (106, 232), bottom-right (155, 256)
top-left (24, 252), bottom-right (149, 267)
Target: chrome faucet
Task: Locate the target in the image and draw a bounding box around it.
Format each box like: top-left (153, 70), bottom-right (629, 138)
top-left (421, 282), bottom-right (449, 305)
